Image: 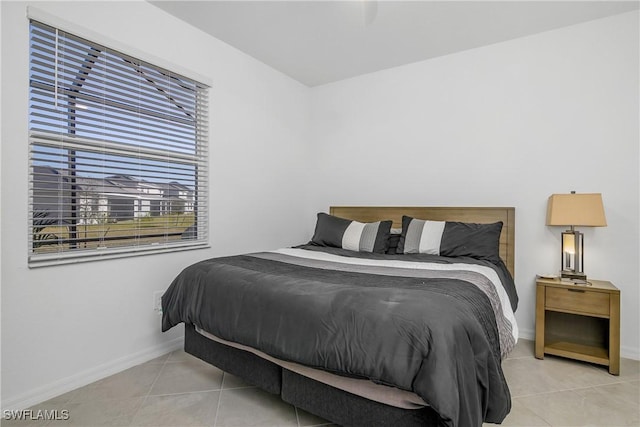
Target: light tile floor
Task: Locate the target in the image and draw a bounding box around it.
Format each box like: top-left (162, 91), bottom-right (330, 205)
top-left (2, 339), bottom-right (638, 427)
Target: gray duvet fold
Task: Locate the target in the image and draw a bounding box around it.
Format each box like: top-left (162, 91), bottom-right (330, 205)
top-left (162, 246), bottom-right (516, 427)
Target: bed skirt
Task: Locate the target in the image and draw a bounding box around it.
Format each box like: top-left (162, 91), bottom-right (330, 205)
top-left (183, 324), bottom-right (440, 426)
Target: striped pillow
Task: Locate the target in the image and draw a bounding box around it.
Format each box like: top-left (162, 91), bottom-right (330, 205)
top-left (311, 213), bottom-right (392, 253)
top-left (397, 216), bottom-right (503, 261)
top-left (400, 218), bottom-right (447, 255)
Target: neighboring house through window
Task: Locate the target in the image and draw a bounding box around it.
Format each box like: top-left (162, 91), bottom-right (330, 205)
top-left (29, 19), bottom-right (209, 266)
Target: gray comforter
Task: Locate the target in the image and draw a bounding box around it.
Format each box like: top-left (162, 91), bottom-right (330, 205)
top-left (162, 245), bottom-right (517, 427)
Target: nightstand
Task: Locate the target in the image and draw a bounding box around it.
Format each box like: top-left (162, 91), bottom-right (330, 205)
top-left (535, 278), bottom-right (620, 375)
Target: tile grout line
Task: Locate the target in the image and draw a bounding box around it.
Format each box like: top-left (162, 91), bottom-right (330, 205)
top-left (512, 379), bottom-right (639, 399)
top-left (294, 406), bottom-right (301, 427)
top-left (514, 390), bottom-right (563, 427)
top-left (212, 372), bottom-right (224, 427)
top-left (128, 351), bottom-right (172, 427)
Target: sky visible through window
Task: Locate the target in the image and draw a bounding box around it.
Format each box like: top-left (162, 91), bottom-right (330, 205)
top-left (29, 23), bottom-right (199, 188)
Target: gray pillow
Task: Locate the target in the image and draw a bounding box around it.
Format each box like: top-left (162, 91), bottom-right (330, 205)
top-left (397, 215), bottom-right (503, 262)
top-left (311, 213), bottom-right (392, 253)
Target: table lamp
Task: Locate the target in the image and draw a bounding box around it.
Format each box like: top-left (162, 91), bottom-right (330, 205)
top-left (546, 192), bottom-right (606, 280)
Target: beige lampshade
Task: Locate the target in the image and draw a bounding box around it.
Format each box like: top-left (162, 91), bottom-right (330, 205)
top-left (546, 193), bottom-right (607, 227)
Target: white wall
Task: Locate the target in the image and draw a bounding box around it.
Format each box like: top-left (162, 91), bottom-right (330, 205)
top-left (1, 1), bottom-right (310, 409)
top-left (308, 11), bottom-right (639, 358)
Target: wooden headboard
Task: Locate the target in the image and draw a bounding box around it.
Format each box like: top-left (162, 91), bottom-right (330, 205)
top-left (330, 206), bottom-right (515, 277)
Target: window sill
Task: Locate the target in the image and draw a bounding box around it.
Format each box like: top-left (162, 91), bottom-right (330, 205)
top-left (28, 241), bottom-right (211, 268)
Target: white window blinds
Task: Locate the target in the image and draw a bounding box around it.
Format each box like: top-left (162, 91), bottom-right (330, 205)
top-left (29, 20), bottom-right (209, 266)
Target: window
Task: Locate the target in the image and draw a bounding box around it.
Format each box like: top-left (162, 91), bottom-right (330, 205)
top-left (28, 20), bottom-right (209, 266)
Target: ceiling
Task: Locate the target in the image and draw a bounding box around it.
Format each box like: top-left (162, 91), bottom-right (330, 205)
top-left (150, 1), bottom-right (639, 87)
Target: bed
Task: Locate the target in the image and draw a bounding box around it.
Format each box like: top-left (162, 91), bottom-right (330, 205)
top-left (162, 206), bottom-right (517, 427)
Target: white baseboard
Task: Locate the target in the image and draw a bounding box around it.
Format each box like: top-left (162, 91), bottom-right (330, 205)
top-left (518, 327), bottom-right (535, 342)
top-left (517, 327), bottom-right (639, 360)
top-left (1, 336), bottom-right (183, 411)
top-left (620, 345), bottom-right (640, 361)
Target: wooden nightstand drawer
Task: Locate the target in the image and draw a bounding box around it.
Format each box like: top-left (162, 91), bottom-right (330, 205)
top-left (545, 287), bottom-right (609, 317)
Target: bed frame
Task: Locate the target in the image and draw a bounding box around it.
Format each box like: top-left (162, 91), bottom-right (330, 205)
top-left (184, 206), bottom-right (515, 426)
